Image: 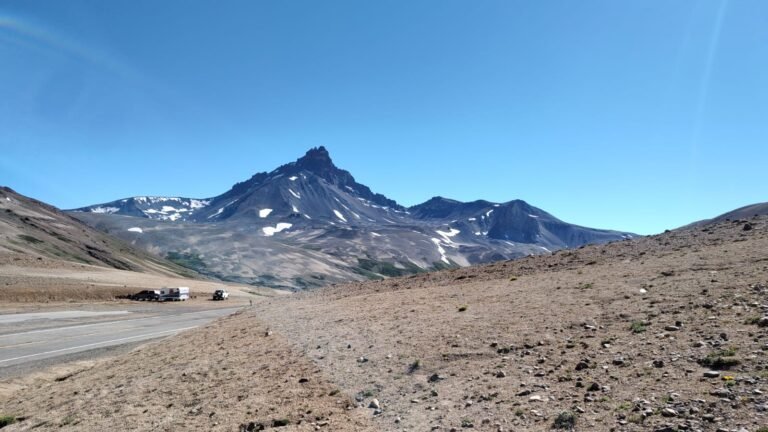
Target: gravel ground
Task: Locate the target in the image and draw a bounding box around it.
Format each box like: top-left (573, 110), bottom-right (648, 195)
top-left (2, 216), bottom-right (767, 431)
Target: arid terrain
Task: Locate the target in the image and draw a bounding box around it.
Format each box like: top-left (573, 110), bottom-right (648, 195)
top-left (2, 216), bottom-right (768, 431)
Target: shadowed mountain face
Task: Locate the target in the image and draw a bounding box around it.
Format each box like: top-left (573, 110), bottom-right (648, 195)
top-left (70, 147), bottom-right (635, 289)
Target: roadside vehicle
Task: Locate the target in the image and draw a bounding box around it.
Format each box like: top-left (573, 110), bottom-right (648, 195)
top-left (130, 290), bottom-right (160, 301)
top-left (159, 287), bottom-right (190, 301)
top-left (212, 289), bottom-right (229, 300)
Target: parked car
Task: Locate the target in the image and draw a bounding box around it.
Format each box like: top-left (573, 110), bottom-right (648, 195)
top-left (212, 289), bottom-right (229, 300)
top-left (159, 287), bottom-right (190, 301)
top-left (130, 290), bottom-right (160, 301)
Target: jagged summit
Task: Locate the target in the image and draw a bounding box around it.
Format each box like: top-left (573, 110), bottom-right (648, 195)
top-left (294, 146), bottom-right (334, 171)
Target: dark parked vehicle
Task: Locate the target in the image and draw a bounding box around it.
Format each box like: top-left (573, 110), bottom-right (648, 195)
top-left (130, 290), bottom-right (161, 301)
top-left (212, 289), bottom-right (229, 300)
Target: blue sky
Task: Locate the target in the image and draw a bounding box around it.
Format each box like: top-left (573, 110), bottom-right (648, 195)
top-left (1, 0), bottom-right (766, 235)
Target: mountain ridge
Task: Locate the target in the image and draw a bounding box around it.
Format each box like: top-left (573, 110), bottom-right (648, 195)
top-left (68, 147), bottom-right (636, 289)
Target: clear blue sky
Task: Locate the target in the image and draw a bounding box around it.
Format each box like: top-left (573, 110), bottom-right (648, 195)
top-left (1, 0), bottom-right (766, 235)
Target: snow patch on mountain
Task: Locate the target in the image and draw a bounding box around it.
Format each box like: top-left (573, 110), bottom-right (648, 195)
top-left (189, 199), bottom-right (210, 209)
top-left (127, 227), bottom-right (143, 233)
top-left (288, 189), bottom-right (301, 199)
top-left (259, 209), bottom-right (273, 218)
top-left (430, 238), bottom-right (450, 264)
top-left (262, 223), bottom-right (292, 236)
top-left (91, 206), bottom-right (120, 214)
top-left (436, 228), bottom-right (460, 244)
top-left (333, 210), bottom-right (347, 223)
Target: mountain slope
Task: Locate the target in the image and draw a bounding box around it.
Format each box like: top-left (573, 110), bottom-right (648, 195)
top-left (0, 187), bottom-right (197, 277)
top-left (685, 202), bottom-right (768, 228)
top-left (69, 147), bottom-right (635, 289)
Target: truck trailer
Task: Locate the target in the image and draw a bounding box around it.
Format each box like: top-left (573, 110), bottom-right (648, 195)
top-left (159, 287), bottom-right (190, 301)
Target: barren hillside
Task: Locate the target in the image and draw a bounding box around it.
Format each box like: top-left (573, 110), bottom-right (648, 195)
top-left (0, 187), bottom-right (197, 278)
top-left (2, 215), bottom-right (767, 431)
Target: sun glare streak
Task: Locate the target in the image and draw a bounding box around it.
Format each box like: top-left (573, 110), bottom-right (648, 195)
top-left (690, 0), bottom-right (729, 157)
top-left (0, 14), bottom-right (136, 81)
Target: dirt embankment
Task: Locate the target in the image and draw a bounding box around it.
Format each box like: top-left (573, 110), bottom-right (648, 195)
top-left (2, 216), bottom-right (767, 431)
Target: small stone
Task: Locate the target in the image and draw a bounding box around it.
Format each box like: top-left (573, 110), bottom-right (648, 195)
top-left (653, 359), bottom-right (665, 368)
top-left (757, 317), bottom-right (768, 327)
top-left (613, 356), bottom-right (625, 366)
top-left (495, 371), bottom-right (507, 378)
top-left (661, 408), bottom-right (677, 417)
top-left (298, 378), bottom-right (309, 383)
top-left (664, 325), bottom-right (680, 332)
top-left (529, 395), bottom-right (544, 402)
top-left (575, 361), bottom-right (589, 371)
top-left (428, 374), bottom-right (445, 383)
top-left (587, 382), bottom-right (601, 392)
top-left (369, 399), bottom-right (380, 409)
top-left (703, 371), bottom-right (720, 378)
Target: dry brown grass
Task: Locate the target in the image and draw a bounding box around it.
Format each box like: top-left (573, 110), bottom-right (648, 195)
top-left (0, 285), bottom-right (138, 303)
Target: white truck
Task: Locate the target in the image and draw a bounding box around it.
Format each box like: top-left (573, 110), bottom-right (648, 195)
top-left (159, 287), bottom-right (190, 301)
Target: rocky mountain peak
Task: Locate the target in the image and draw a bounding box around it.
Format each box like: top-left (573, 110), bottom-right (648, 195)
top-left (292, 146), bottom-right (337, 176)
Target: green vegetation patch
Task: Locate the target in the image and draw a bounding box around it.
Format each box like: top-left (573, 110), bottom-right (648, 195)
top-left (0, 415), bottom-right (17, 427)
top-left (553, 411), bottom-right (576, 430)
top-left (699, 348), bottom-right (740, 370)
top-left (356, 258), bottom-right (423, 277)
top-left (629, 321), bottom-right (647, 334)
top-left (17, 234), bottom-right (43, 244)
top-left (165, 251), bottom-right (207, 271)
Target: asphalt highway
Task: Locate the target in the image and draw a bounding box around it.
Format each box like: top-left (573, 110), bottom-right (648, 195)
top-left (0, 306), bottom-right (241, 373)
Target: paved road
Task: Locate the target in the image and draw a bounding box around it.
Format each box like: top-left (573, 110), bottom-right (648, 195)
top-left (0, 306), bottom-right (241, 372)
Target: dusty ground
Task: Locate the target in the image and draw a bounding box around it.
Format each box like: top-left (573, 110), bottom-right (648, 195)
top-left (2, 216), bottom-right (768, 431)
top-left (0, 255), bottom-right (278, 310)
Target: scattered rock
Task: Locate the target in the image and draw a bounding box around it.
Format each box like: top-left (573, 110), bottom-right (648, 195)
top-left (661, 408), bottom-right (677, 417)
top-left (369, 399), bottom-right (380, 409)
top-left (703, 371), bottom-right (720, 378)
top-left (428, 374), bottom-right (445, 383)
